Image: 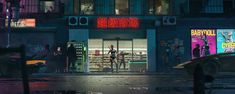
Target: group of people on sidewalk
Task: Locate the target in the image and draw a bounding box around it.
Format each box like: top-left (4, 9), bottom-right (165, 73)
top-left (36, 44), bottom-right (77, 73)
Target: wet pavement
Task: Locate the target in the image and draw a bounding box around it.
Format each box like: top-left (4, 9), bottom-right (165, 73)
top-left (0, 73), bottom-right (235, 94)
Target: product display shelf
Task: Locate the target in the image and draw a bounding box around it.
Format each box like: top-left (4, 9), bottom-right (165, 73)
top-left (88, 53), bottom-right (147, 71)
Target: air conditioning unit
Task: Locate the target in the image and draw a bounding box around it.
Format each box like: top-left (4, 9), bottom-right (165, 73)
top-left (68, 16), bottom-right (78, 26)
top-left (79, 17), bottom-right (88, 25)
top-left (162, 16), bottom-right (176, 25)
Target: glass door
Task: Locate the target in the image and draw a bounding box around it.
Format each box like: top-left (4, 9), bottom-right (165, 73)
top-left (88, 39), bottom-right (147, 72)
top-left (118, 40), bottom-right (133, 70)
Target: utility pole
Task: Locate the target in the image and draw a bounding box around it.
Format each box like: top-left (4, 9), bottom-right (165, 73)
top-left (5, 0), bottom-right (20, 48)
top-left (6, 1), bottom-right (11, 48)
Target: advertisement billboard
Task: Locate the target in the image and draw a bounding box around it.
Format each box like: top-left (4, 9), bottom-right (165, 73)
top-left (191, 29), bottom-right (216, 58)
top-left (5, 19), bottom-right (36, 27)
top-left (217, 29), bottom-right (235, 53)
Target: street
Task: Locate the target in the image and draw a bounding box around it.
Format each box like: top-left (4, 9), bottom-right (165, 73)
top-left (0, 73), bottom-right (235, 94)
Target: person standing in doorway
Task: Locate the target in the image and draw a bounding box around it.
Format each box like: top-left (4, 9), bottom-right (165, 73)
top-left (118, 51), bottom-right (128, 70)
top-left (193, 44), bottom-right (200, 59)
top-left (67, 44), bottom-right (77, 72)
top-left (162, 43), bottom-right (172, 72)
top-left (108, 45), bottom-right (118, 72)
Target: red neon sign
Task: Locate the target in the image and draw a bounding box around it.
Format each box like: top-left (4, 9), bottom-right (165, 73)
top-left (97, 17), bottom-right (139, 29)
top-left (97, 17), bottom-right (107, 28)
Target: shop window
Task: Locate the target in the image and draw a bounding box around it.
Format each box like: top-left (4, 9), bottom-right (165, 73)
top-left (115, 0), bottom-right (129, 15)
top-left (40, 0), bottom-right (55, 13)
top-left (148, 0), bottom-right (169, 15)
top-left (133, 39), bottom-right (147, 61)
top-left (80, 0), bottom-right (94, 15)
top-left (88, 39), bottom-right (103, 71)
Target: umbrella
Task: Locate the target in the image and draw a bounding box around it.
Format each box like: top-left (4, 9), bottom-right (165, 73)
top-left (174, 52), bottom-right (235, 76)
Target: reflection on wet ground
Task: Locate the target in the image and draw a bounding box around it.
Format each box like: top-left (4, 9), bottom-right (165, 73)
top-left (0, 75), bottom-right (193, 94)
top-left (1, 74), bottom-right (235, 94)
top-left (31, 90), bottom-right (87, 94)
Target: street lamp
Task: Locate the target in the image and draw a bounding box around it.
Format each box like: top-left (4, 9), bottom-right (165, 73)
top-left (5, 0), bottom-right (20, 48)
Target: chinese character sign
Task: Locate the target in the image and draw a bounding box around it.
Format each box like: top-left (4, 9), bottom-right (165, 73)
top-left (97, 17), bottom-right (139, 29)
top-left (191, 29), bottom-right (216, 58)
top-left (217, 29), bottom-right (235, 53)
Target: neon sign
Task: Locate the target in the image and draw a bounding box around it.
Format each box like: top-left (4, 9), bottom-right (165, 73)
top-left (5, 19), bottom-right (36, 27)
top-left (97, 17), bottom-right (139, 29)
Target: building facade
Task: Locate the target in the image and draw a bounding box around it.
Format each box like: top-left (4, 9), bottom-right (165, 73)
top-left (1, 0), bottom-right (235, 72)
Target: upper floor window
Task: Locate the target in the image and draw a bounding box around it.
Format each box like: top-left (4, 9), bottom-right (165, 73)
top-left (80, 0), bottom-right (94, 15)
top-left (115, 0), bottom-right (129, 15)
top-left (223, 0), bottom-right (235, 14)
top-left (0, 0), bottom-right (62, 14)
top-left (148, 0), bottom-right (170, 15)
top-left (20, 0), bottom-right (38, 13)
top-left (190, 0), bottom-right (224, 14)
top-left (40, 0), bottom-right (55, 13)
top-left (204, 0), bottom-right (223, 13)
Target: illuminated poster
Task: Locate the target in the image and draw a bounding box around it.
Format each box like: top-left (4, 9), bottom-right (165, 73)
top-left (5, 19), bottom-right (36, 27)
top-left (217, 29), bottom-right (235, 53)
top-left (191, 29), bottom-right (216, 58)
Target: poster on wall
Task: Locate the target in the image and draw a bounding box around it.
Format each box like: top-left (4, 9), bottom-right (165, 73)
top-left (191, 29), bottom-right (216, 58)
top-left (217, 29), bottom-right (235, 53)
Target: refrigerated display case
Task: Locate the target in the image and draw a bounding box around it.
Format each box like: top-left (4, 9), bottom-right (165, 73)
top-left (67, 41), bottom-right (87, 72)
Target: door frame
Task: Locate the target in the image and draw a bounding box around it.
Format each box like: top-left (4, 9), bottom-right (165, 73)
top-left (102, 39), bottom-right (133, 69)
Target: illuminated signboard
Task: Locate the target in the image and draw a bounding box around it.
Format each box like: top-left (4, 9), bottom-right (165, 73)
top-left (5, 19), bottom-right (36, 27)
top-left (191, 29), bottom-right (216, 58)
top-left (217, 29), bottom-right (235, 53)
top-left (97, 17), bottom-right (139, 29)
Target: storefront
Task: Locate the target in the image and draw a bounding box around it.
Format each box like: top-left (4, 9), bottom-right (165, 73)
top-left (88, 30), bottom-right (147, 72)
top-left (68, 17), bottom-right (157, 73)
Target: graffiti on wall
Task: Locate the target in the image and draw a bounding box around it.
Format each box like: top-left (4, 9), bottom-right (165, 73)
top-left (160, 38), bottom-right (184, 65)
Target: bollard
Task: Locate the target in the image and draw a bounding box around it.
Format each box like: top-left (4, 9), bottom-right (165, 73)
top-left (193, 64), bottom-right (205, 94)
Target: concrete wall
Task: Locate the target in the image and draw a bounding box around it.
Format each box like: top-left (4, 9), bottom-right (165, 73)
top-left (89, 30), bottom-right (146, 39)
top-left (147, 29), bottom-right (157, 72)
top-left (69, 29), bottom-right (89, 41)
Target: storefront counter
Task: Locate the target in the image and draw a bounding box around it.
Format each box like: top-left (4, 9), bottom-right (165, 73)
top-left (128, 60), bottom-right (147, 72)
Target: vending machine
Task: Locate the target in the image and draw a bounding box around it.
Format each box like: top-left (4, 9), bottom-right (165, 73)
top-left (67, 41), bottom-right (87, 72)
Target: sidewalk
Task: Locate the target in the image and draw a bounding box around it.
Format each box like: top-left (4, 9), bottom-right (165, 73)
top-left (31, 71), bottom-right (187, 77)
